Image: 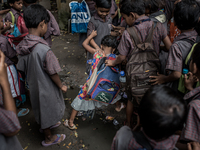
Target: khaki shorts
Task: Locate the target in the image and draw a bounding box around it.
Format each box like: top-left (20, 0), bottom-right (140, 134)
top-left (126, 89), bottom-right (143, 106)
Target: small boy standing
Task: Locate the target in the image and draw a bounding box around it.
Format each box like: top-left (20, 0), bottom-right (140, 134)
top-left (149, 0), bottom-right (199, 92)
top-left (16, 4), bottom-right (67, 146)
top-left (5, 0), bottom-right (23, 24)
top-left (23, 0), bottom-right (60, 47)
top-left (106, 0), bottom-right (171, 127)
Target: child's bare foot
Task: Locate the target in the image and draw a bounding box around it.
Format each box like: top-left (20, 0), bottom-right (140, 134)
top-left (42, 134), bottom-right (66, 147)
top-left (115, 103), bottom-right (126, 112)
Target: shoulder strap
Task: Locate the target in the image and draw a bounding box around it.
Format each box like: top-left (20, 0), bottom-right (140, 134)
top-left (9, 11), bottom-right (15, 25)
top-left (132, 131), bottom-right (153, 150)
top-left (145, 22), bottom-right (157, 43)
top-left (127, 27), bottom-right (142, 46)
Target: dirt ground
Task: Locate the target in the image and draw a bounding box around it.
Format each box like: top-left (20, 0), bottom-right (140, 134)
top-left (17, 32), bottom-right (126, 150)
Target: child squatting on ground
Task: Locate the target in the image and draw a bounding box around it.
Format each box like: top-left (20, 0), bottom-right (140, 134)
top-left (63, 33), bottom-right (121, 129)
top-left (16, 4), bottom-right (67, 146)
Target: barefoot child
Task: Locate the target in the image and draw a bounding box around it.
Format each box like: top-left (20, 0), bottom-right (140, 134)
top-left (16, 4), bottom-right (67, 146)
top-left (64, 33), bottom-right (121, 129)
top-left (0, 51), bottom-right (22, 150)
top-left (23, 0), bottom-right (60, 47)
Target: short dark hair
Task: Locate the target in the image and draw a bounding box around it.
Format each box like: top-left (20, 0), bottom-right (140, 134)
top-left (174, 0), bottom-right (200, 30)
top-left (101, 35), bottom-right (117, 48)
top-left (23, 0), bottom-right (37, 4)
top-left (192, 42), bottom-right (200, 70)
top-left (8, 0), bottom-right (20, 4)
top-left (138, 85), bottom-right (186, 140)
top-left (144, 0), bottom-right (165, 13)
top-left (96, 0), bottom-right (111, 9)
top-left (23, 4), bottom-right (50, 28)
top-left (120, 0), bottom-right (145, 16)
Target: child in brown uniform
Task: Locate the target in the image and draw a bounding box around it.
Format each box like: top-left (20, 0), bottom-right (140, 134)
top-left (16, 4), bottom-right (67, 146)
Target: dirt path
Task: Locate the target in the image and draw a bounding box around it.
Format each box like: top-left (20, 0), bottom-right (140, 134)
top-left (17, 32), bottom-right (126, 150)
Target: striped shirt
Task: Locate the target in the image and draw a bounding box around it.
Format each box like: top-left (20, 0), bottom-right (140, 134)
top-left (181, 86), bottom-right (200, 142)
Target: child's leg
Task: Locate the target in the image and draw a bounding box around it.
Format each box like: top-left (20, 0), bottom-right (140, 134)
top-left (69, 109), bottom-right (78, 126)
top-left (126, 100), bottom-right (134, 127)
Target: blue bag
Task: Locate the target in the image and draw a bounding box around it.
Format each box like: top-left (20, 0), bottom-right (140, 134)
top-left (87, 58), bottom-right (120, 104)
top-left (69, 0), bottom-right (91, 33)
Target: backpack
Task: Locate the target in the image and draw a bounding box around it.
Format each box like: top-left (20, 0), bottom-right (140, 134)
top-left (126, 23), bottom-right (160, 97)
top-left (86, 57), bottom-right (120, 104)
top-left (6, 11), bottom-right (28, 48)
top-left (178, 37), bottom-right (200, 94)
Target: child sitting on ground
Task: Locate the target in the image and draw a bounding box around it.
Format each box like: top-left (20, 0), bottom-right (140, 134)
top-left (16, 4), bottom-right (67, 146)
top-left (0, 50), bottom-right (22, 150)
top-left (149, 0), bottom-right (199, 92)
top-left (23, 0), bottom-right (60, 47)
top-left (63, 32), bottom-right (121, 129)
top-left (112, 85), bottom-right (186, 150)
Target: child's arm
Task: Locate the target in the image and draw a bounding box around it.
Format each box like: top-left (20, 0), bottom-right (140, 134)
top-left (162, 35), bottom-right (172, 51)
top-left (50, 74), bottom-right (67, 92)
top-left (106, 54), bottom-right (126, 66)
top-left (0, 50), bottom-right (20, 136)
top-left (82, 30), bottom-right (97, 54)
top-left (149, 71), bottom-right (182, 85)
top-left (45, 50), bottom-right (67, 92)
top-left (0, 9), bottom-right (10, 15)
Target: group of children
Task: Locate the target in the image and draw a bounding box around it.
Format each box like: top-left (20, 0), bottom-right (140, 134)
top-left (2, 0), bottom-right (200, 149)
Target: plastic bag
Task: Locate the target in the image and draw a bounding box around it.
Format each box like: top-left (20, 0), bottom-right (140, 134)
top-left (69, 0), bottom-right (91, 33)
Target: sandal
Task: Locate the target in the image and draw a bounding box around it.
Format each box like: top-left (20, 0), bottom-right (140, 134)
top-left (41, 134), bottom-right (66, 147)
top-left (39, 121), bottom-right (61, 133)
top-left (63, 119), bottom-right (76, 130)
top-left (17, 108), bottom-right (29, 117)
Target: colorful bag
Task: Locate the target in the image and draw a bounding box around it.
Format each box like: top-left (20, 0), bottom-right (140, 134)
top-left (6, 11), bottom-right (28, 48)
top-left (69, 0), bottom-right (91, 33)
top-left (86, 57), bottom-right (120, 104)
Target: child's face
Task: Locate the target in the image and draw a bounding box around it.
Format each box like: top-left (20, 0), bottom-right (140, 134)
top-left (10, 0), bottom-right (23, 11)
top-left (121, 13), bottom-right (135, 27)
top-left (96, 7), bottom-right (110, 20)
top-left (0, 16), bottom-right (3, 30)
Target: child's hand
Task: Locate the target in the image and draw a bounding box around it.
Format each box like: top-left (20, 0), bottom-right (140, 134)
top-left (90, 30), bottom-right (97, 38)
top-left (105, 60), bottom-right (115, 66)
top-left (149, 72), bottom-right (166, 85)
top-left (188, 142), bottom-right (200, 150)
top-left (184, 72), bottom-right (197, 91)
top-left (5, 21), bottom-right (12, 30)
top-left (61, 85), bottom-right (67, 93)
top-left (0, 50), bottom-right (8, 84)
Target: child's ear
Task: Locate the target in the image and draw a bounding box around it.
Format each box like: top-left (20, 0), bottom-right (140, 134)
top-left (130, 12), bottom-right (136, 21)
top-left (39, 20), bottom-right (45, 29)
top-left (9, 3), bottom-right (13, 7)
top-left (193, 62), bottom-right (198, 75)
top-left (112, 48), bottom-right (116, 53)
